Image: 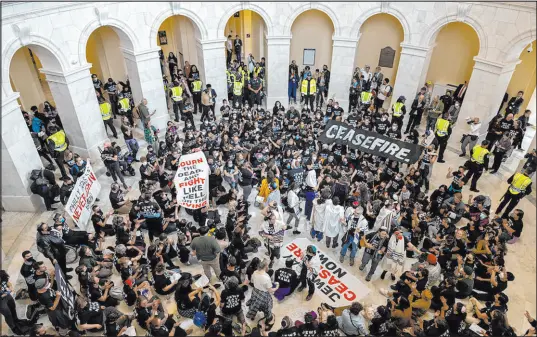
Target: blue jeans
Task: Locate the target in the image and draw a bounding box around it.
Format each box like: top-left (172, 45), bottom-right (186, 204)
top-left (310, 228), bottom-right (323, 241)
top-left (425, 117), bottom-right (437, 135)
top-left (340, 241), bottom-right (358, 258)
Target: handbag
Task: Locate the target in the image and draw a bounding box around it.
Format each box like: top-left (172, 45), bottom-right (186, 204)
top-left (109, 287), bottom-right (124, 300)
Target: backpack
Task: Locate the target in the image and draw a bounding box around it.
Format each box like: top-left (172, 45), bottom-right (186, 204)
top-left (386, 85), bottom-right (393, 97)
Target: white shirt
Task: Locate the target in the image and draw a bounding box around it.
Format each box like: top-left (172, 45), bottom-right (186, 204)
top-left (361, 70), bottom-right (372, 83)
top-left (467, 122), bottom-right (482, 136)
top-left (377, 84), bottom-right (391, 100)
top-left (226, 40), bottom-right (232, 52)
top-left (287, 190), bottom-right (300, 213)
top-left (252, 270), bottom-right (273, 292)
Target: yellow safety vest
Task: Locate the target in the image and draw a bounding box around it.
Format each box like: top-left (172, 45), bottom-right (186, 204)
top-left (471, 146), bottom-right (489, 164)
top-left (226, 70), bottom-right (231, 84)
top-left (509, 172), bottom-right (532, 195)
top-left (47, 130), bottom-right (67, 152)
top-left (233, 81), bottom-right (243, 96)
top-left (253, 67), bottom-right (262, 77)
top-left (100, 102), bottom-right (112, 120)
top-left (241, 69), bottom-right (247, 86)
top-left (171, 86), bottom-right (183, 102)
top-left (119, 98), bottom-right (130, 112)
top-left (392, 102), bottom-right (404, 117)
top-left (301, 79), bottom-right (316, 95)
top-left (361, 92), bottom-right (372, 104)
top-left (192, 80), bottom-right (202, 93)
top-left (435, 118), bottom-right (450, 137)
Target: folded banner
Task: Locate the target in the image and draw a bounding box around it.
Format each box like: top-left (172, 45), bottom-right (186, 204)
top-left (65, 161), bottom-right (101, 229)
top-left (174, 151), bottom-right (210, 209)
top-left (318, 120), bottom-right (424, 164)
top-left (54, 264), bottom-right (76, 320)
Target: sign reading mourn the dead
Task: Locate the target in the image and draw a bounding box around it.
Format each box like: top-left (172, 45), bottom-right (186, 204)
top-left (65, 161), bottom-right (101, 229)
top-left (174, 151), bottom-right (210, 209)
top-left (318, 121), bottom-right (424, 163)
top-left (282, 238), bottom-right (370, 306)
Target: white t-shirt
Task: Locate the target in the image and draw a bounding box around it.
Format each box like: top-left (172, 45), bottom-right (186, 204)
top-left (377, 84), bottom-right (391, 100)
top-left (252, 270), bottom-right (273, 292)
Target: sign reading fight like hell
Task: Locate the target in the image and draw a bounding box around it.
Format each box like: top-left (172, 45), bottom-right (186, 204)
top-left (318, 120), bottom-right (424, 164)
top-left (174, 151), bottom-right (210, 209)
top-left (65, 161), bottom-right (101, 229)
top-left (282, 238), bottom-right (370, 307)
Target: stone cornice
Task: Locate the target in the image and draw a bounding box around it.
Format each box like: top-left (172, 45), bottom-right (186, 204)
top-left (40, 64), bottom-right (92, 85)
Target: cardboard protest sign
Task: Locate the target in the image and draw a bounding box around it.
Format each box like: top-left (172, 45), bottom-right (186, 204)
top-left (174, 151), bottom-right (210, 209)
top-left (318, 120), bottom-right (424, 163)
top-left (282, 238), bottom-right (370, 307)
top-left (65, 161), bottom-right (101, 229)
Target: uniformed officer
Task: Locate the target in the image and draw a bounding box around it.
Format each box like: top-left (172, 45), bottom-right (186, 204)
top-left (495, 169), bottom-right (533, 218)
top-left (464, 140), bottom-right (491, 193)
top-left (99, 98), bottom-right (118, 139)
top-left (169, 80), bottom-right (185, 123)
top-left (118, 93), bottom-right (134, 126)
top-left (391, 96), bottom-right (407, 129)
top-left (191, 77), bottom-right (203, 114)
top-left (360, 90), bottom-right (374, 111)
top-left (46, 125), bottom-right (69, 179)
top-left (301, 73), bottom-right (317, 111)
top-left (232, 74), bottom-right (244, 109)
top-left (434, 113), bottom-right (452, 163)
top-left (248, 72), bottom-right (263, 109)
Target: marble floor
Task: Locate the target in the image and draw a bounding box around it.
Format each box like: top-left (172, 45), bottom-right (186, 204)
top-left (1, 111), bottom-right (536, 336)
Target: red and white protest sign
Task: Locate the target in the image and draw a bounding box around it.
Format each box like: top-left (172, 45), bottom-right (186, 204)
top-left (65, 161), bottom-right (101, 229)
top-left (282, 238), bottom-right (370, 307)
top-left (174, 151), bottom-right (210, 209)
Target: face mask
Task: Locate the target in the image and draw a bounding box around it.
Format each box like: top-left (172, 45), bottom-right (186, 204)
top-left (381, 117), bottom-right (387, 121)
top-left (392, 126), bottom-right (398, 131)
top-left (499, 272), bottom-right (505, 279)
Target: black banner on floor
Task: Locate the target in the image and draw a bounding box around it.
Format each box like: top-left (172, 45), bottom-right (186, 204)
top-left (318, 121), bottom-right (423, 164)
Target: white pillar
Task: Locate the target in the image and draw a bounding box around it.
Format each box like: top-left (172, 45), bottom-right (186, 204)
top-left (266, 36), bottom-right (292, 108)
top-left (454, 58), bottom-right (520, 143)
top-left (122, 48), bottom-right (169, 130)
top-left (1, 93), bottom-right (46, 212)
top-left (391, 44), bottom-right (429, 105)
top-left (328, 37), bottom-right (359, 111)
top-left (201, 39), bottom-right (228, 114)
top-left (41, 65), bottom-right (108, 163)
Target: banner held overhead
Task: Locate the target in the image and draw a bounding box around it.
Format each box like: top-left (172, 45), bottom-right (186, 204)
top-left (174, 151), bottom-right (210, 209)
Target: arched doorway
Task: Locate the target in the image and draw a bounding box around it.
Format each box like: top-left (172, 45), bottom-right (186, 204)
top-left (156, 15), bottom-right (205, 83)
top-left (422, 22), bottom-right (480, 103)
top-left (354, 13), bottom-right (404, 109)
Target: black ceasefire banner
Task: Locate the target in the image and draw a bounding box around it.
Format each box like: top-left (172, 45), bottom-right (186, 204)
top-left (318, 121), bottom-right (424, 164)
top-left (288, 168), bottom-right (305, 185)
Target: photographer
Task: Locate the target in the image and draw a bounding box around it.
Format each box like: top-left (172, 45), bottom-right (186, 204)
top-left (260, 213), bottom-right (286, 269)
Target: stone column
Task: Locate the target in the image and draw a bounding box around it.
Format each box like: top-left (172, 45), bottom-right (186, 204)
top-left (327, 37), bottom-right (359, 111)
top-left (391, 44), bottom-right (430, 107)
top-left (266, 36), bottom-right (291, 108)
top-left (453, 58), bottom-right (520, 144)
top-left (1, 93), bottom-right (46, 211)
top-left (201, 39), bottom-right (228, 115)
top-left (41, 65), bottom-right (108, 163)
top-left (122, 48), bottom-right (169, 130)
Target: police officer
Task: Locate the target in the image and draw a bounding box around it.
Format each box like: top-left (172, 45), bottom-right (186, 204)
top-left (495, 169), bottom-right (533, 218)
top-left (46, 125), bottom-right (69, 179)
top-left (118, 93), bottom-right (134, 126)
top-left (169, 80), bottom-right (185, 122)
top-left (103, 78), bottom-right (119, 118)
top-left (434, 113), bottom-right (452, 163)
top-left (464, 140), bottom-right (491, 193)
top-left (248, 72), bottom-right (263, 109)
top-left (101, 142), bottom-right (128, 189)
top-left (391, 96), bottom-right (406, 129)
top-left (99, 98), bottom-right (118, 139)
top-left (191, 77), bottom-right (203, 114)
top-left (301, 72), bottom-right (317, 111)
top-left (360, 89), bottom-right (373, 111)
top-left (232, 74), bottom-right (244, 109)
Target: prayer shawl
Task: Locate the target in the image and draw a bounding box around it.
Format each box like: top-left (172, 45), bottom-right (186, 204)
top-left (323, 200), bottom-right (345, 238)
top-left (372, 206), bottom-right (395, 233)
top-left (381, 234), bottom-right (406, 277)
top-left (312, 200), bottom-right (328, 232)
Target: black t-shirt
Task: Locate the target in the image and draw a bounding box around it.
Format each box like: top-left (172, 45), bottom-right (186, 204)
top-left (153, 273), bottom-right (172, 293)
top-left (318, 323), bottom-right (339, 337)
top-left (121, 125), bottom-right (133, 140)
top-left (38, 288), bottom-right (56, 309)
top-left (104, 82), bottom-right (117, 94)
top-left (220, 269), bottom-right (241, 285)
top-left (123, 284), bottom-right (137, 306)
top-left (136, 307), bottom-right (152, 328)
top-left (508, 217), bottom-right (523, 237)
top-left (101, 148), bottom-right (117, 165)
top-left (499, 118), bottom-right (514, 134)
top-left (109, 190), bottom-right (125, 209)
top-left (332, 107), bottom-right (344, 119)
top-left (91, 211), bottom-right (106, 233)
top-left (298, 323), bottom-right (318, 337)
top-left (175, 288), bottom-right (197, 310)
top-left (79, 302), bottom-right (103, 325)
top-left (240, 168), bottom-right (253, 186)
top-left (277, 327), bottom-right (299, 337)
top-left (445, 307), bottom-right (466, 334)
top-left (274, 268), bottom-right (298, 289)
top-left (220, 288), bottom-right (245, 314)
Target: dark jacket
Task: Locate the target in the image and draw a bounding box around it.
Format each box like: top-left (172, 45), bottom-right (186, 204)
top-left (506, 97), bottom-right (523, 114)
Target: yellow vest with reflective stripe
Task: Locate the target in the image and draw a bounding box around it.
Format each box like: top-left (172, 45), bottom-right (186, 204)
top-left (253, 67), bottom-right (262, 76)
top-left (171, 86), bottom-right (183, 102)
top-left (392, 102), bottom-right (404, 117)
top-left (361, 91), bottom-right (372, 104)
top-left (226, 70), bottom-right (231, 84)
top-left (241, 69), bottom-right (247, 86)
top-left (509, 172), bottom-right (532, 194)
top-left (233, 81), bottom-right (243, 96)
top-left (47, 130), bottom-right (67, 152)
top-left (471, 146), bottom-right (489, 164)
top-left (192, 80), bottom-right (202, 93)
top-left (301, 79), bottom-right (316, 95)
top-left (100, 102), bottom-right (112, 120)
top-left (435, 118), bottom-right (450, 137)
top-left (119, 98), bottom-right (130, 111)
